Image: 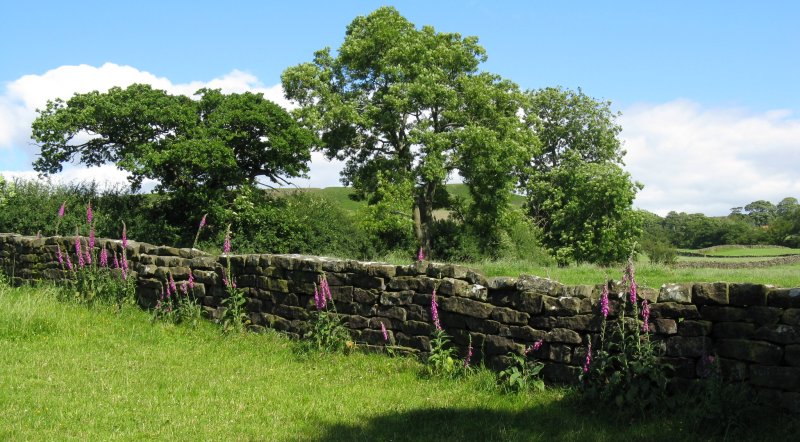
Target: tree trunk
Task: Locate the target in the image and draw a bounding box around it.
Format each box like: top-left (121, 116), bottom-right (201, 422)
top-left (413, 181), bottom-right (436, 258)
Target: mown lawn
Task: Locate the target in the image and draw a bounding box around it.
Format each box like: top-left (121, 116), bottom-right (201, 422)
top-left (1, 283), bottom-right (799, 441)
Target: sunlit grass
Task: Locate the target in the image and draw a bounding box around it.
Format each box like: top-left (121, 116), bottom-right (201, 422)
top-left (1, 284), bottom-right (799, 440)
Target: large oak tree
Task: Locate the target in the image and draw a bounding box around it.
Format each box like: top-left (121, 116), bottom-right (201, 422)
top-left (31, 84), bottom-right (315, 213)
top-left (282, 6), bottom-right (531, 254)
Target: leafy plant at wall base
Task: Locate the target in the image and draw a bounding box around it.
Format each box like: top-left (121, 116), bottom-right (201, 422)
top-left (152, 274), bottom-right (202, 327)
top-left (425, 328), bottom-right (458, 377)
top-left (218, 227), bottom-right (250, 333)
top-left (682, 354), bottom-right (758, 439)
top-left (423, 288), bottom-right (459, 377)
top-left (579, 259), bottom-right (671, 415)
top-left (303, 277), bottom-right (351, 353)
top-left (497, 351), bottom-right (544, 393)
top-left (219, 283), bottom-right (248, 334)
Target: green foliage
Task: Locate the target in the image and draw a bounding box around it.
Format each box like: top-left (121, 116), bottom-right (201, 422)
top-left (497, 352), bottom-right (544, 394)
top-left (63, 265), bottom-right (137, 309)
top-left (223, 187), bottom-right (375, 258)
top-left (218, 261), bottom-right (249, 334)
top-left (303, 310), bottom-right (352, 354)
top-left (770, 204), bottom-right (800, 247)
top-left (425, 329), bottom-right (459, 377)
top-left (31, 84), bottom-right (315, 225)
top-left (663, 211), bottom-right (768, 249)
top-left (151, 278), bottom-right (203, 327)
top-left (0, 175), bottom-right (14, 209)
top-left (527, 161), bottom-right (643, 265)
top-left (428, 218), bottom-right (484, 263)
top-left (355, 174), bottom-right (415, 253)
top-left (641, 239), bottom-right (677, 265)
top-left (283, 6), bottom-right (532, 255)
top-left (680, 355), bottom-right (758, 439)
top-left (581, 262), bottom-right (671, 416)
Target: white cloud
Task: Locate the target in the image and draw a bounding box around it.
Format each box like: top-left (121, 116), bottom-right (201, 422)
top-left (0, 63), bottom-right (339, 189)
top-left (621, 99), bottom-right (800, 216)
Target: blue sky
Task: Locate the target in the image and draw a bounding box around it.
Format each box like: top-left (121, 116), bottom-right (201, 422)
top-left (1, 1), bottom-right (799, 215)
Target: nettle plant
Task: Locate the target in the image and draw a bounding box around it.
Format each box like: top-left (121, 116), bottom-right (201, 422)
top-left (54, 202), bottom-right (136, 309)
top-left (303, 274), bottom-right (351, 353)
top-left (580, 259), bottom-right (671, 414)
top-left (497, 340), bottom-right (545, 393)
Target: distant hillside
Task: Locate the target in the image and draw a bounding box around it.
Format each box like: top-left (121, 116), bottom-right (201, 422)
top-left (271, 184), bottom-right (526, 213)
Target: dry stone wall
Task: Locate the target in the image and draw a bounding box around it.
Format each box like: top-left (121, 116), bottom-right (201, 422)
top-left (2, 233), bottom-right (800, 411)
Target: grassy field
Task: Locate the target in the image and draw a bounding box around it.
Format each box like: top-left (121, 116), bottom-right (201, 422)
top-left (273, 184), bottom-right (526, 214)
top-left (364, 254), bottom-right (800, 288)
top-left (2, 284), bottom-right (798, 441)
top-left (683, 245), bottom-right (800, 257)
top-left (675, 256), bottom-right (778, 263)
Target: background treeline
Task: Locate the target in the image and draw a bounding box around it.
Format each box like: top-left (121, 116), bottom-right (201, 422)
top-left (2, 176), bottom-right (799, 268)
top-left (640, 197), bottom-right (800, 263)
top-left (0, 177), bottom-right (549, 264)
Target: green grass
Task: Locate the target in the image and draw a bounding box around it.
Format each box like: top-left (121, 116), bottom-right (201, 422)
top-left (682, 245), bottom-right (800, 257)
top-left (2, 284), bottom-right (798, 440)
top-left (675, 256), bottom-right (779, 263)
top-left (704, 247), bottom-right (800, 257)
top-left (272, 184), bottom-right (526, 215)
top-left (470, 260), bottom-right (800, 288)
top-left (366, 255), bottom-right (800, 289)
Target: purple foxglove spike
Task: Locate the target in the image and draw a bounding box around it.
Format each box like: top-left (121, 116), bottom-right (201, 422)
top-left (99, 247), bottom-right (108, 268)
top-left (583, 342), bottom-right (592, 373)
top-left (86, 202), bottom-right (93, 225)
top-left (600, 285), bottom-right (610, 318)
top-left (314, 284), bottom-right (322, 311)
top-left (381, 322), bottom-right (389, 342)
top-left (75, 237), bottom-right (85, 268)
top-left (58, 201), bottom-right (66, 218)
top-left (431, 289), bottom-right (441, 331)
top-left (223, 230), bottom-right (232, 254)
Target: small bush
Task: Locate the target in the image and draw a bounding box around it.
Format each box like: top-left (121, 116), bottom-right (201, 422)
top-left (641, 239), bottom-right (677, 265)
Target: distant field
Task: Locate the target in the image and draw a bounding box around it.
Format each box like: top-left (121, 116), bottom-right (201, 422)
top-left (364, 255), bottom-right (800, 289)
top-left (676, 256), bottom-right (778, 263)
top-left (272, 184), bottom-right (525, 214)
top-left (685, 245), bottom-right (800, 257)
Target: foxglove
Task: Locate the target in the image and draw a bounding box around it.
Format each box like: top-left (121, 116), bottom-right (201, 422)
top-left (431, 289), bottom-right (441, 331)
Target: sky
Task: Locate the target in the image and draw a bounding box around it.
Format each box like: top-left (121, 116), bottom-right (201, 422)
top-left (1, 0), bottom-right (798, 216)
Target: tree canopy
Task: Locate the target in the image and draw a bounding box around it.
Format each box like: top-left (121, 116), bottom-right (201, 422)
top-left (282, 6), bottom-right (531, 253)
top-left (521, 87), bottom-right (638, 264)
top-left (32, 84), bottom-right (315, 205)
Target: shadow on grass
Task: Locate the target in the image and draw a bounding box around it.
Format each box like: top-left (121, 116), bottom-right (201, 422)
top-left (316, 393), bottom-right (800, 442)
